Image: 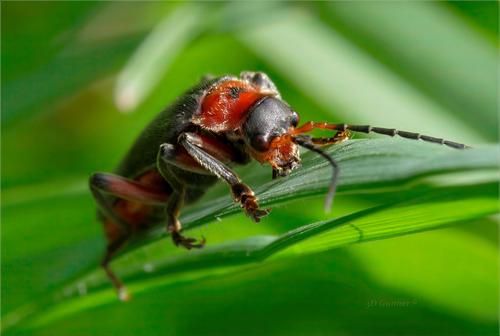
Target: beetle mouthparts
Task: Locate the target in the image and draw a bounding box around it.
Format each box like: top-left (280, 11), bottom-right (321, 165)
top-left (272, 159), bottom-right (301, 179)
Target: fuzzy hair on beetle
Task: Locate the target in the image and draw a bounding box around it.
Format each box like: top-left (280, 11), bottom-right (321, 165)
top-left (90, 71), bottom-right (469, 300)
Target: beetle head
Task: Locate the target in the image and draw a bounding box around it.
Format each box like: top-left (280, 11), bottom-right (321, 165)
top-left (242, 96), bottom-right (301, 177)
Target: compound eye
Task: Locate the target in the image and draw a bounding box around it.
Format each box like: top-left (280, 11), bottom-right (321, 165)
top-left (251, 134), bottom-right (271, 152)
top-left (291, 112), bottom-right (300, 127)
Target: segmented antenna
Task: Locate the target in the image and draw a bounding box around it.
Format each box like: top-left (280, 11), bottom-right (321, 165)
top-left (330, 124), bottom-right (469, 149)
top-left (291, 122), bottom-right (470, 214)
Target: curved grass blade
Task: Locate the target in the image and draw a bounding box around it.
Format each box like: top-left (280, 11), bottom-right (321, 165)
top-left (114, 3), bottom-right (205, 112)
top-left (19, 181), bottom-right (499, 329)
top-left (2, 140), bottom-right (498, 332)
top-left (238, 8), bottom-right (486, 143)
top-left (323, 2), bottom-right (498, 140)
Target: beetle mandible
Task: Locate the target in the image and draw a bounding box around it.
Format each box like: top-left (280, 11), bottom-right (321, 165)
top-left (90, 71), bottom-right (468, 300)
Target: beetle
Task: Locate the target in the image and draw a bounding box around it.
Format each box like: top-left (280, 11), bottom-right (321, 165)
top-left (90, 71), bottom-right (468, 300)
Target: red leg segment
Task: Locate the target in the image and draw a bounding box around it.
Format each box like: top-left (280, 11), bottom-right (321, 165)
top-left (90, 171), bottom-right (172, 301)
top-left (91, 172), bottom-right (169, 205)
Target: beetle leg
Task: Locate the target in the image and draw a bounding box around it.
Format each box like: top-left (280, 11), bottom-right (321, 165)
top-left (292, 121), bottom-right (340, 134)
top-left (293, 122), bottom-right (468, 149)
top-left (90, 172), bottom-right (170, 234)
top-left (90, 173), bottom-right (169, 207)
top-left (101, 234), bottom-right (131, 301)
top-left (156, 149), bottom-right (206, 250)
top-left (166, 179), bottom-right (206, 249)
top-left (90, 174), bottom-right (132, 233)
top-left (309, 130), bottom-right (351, 146)
top-left (178, 132), bottom-right (270, 222)
top-left (89, 173), bottom-right (171, 300)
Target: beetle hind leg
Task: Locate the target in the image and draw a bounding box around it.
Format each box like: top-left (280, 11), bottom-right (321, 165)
top-left (90, 172), bottom-right (172, 300)
top-left (101, 232), bottom-right (131, 301)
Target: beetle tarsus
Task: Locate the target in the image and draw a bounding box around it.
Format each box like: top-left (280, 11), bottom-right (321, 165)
top-left (240, 192), bottom-right (270, 222)
top-left (101, 243), bottom-right (131, 301)
top-left (246, 206), bottom-right (271, 223)
top-left (231, 183), bottom-right (270, 222)
top-left (172, 231), bottom-right (206, 249)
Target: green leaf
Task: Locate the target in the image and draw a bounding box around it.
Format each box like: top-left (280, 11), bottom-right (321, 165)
top-left (237, 7), bottom-right (492, 143)
top-left (3, 140), bottom-right (498, 332)
top-left (3, 2), bottom-right (498, 335)
top-left (322, 2), bottom-right (498, 140)
top-left (1, 2), bottom-right (175, 125)
top-left (114, 3), bottom-right (206, 112)
top-left (349, 224), bottom-right (499, 322)
top-left (17, 182), bottom-right (499, 330)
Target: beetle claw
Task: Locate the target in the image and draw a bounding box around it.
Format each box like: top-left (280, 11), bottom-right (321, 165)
top-left (248, 207), bottom-right (271, 222)
top-left (241, 195), bottom-right (271, 222)
top-left (172, 232), bottom-right (206, 250)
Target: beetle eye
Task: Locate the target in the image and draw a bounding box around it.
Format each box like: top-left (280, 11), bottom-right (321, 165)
top-left (251, 134), bottom-right (270, 152)
top-left (291, 112), bottom-right (299, 127)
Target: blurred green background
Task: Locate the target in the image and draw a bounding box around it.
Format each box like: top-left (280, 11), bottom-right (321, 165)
top-left (2, 1), bottom-right (499, 335)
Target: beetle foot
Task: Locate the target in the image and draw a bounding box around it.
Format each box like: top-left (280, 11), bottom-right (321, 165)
top-left (241, 193), bottom-right (271, 222)
top-left (232, 183), bottom-right (270, 222)
top-left (172, 232), bottom-right (206, 250)
top-left (118, 286), bottom-right (131, 302)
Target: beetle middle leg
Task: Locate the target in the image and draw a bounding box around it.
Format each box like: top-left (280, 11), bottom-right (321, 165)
top-left (165, 177), bottom-right (206, 249)
top-left (156, 147), bottom-right (207, 249)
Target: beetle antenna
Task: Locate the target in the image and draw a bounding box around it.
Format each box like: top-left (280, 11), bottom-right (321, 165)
top-left (293, 122), bottom-right (470, 149)
top-left (293, 135), bottom-right (339, 213)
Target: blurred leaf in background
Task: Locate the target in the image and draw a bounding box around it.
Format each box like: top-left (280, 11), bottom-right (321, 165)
top-left (1, 1), bottom-right (498, 335)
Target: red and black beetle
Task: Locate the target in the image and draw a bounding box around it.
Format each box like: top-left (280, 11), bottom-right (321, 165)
top-left (90, 71), bottom-right (467, 300)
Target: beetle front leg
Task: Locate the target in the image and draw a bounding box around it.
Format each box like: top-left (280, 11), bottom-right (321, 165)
top-left (178, 132), bottom-right (270, 222)
top-left (292, 122), bottom-right (468, 149)
top-left (229, 182), bottom-right (270, 222)
top-left (309, 130), bottom-right (351, 146)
